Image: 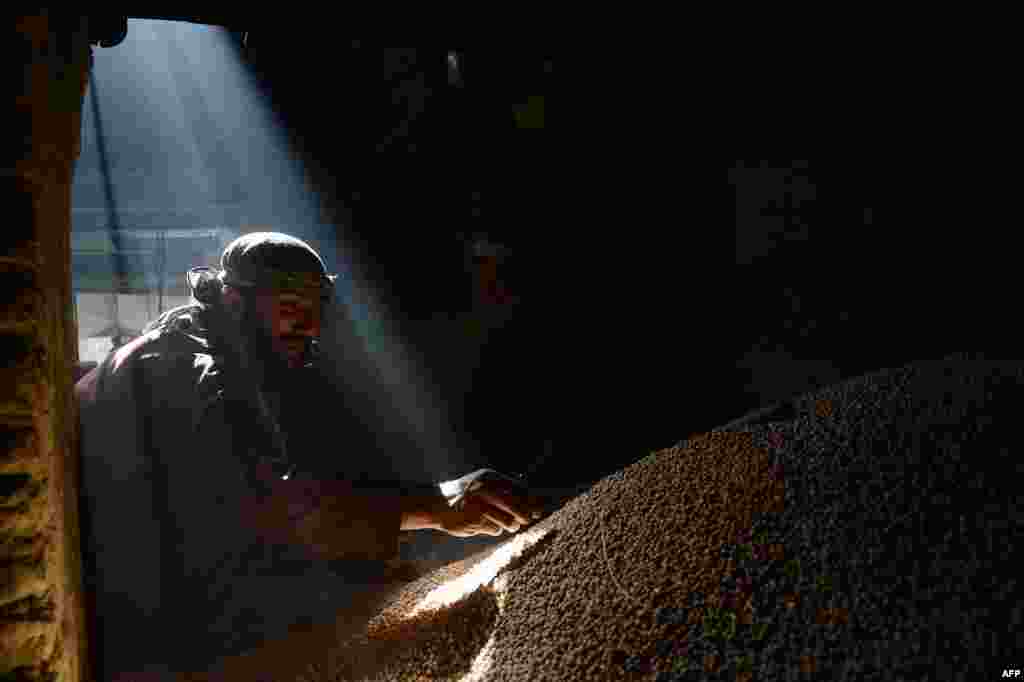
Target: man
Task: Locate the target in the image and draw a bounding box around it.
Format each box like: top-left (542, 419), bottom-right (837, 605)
top-left (76, 232), bottom-right (544, 680)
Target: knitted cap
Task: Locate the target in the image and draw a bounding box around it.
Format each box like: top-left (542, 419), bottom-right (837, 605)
top-left (218, 232), bottom-right (337, 294)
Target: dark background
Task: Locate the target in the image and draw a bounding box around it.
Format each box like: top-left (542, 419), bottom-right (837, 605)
top-left (85, 18), bottom-right (1011, 489)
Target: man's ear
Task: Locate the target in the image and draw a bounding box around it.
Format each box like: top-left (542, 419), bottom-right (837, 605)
top-left (221, 285), bottom-right (242, 306)
top-left (220, 285), bottom-right (247, 324)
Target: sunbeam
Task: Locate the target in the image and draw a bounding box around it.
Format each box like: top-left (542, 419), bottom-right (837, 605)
top-left (73, 18), bottom-right (465, 482)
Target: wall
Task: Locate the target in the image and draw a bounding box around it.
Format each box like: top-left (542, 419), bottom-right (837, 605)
top-left (3, 14), bottom-right (91, 682)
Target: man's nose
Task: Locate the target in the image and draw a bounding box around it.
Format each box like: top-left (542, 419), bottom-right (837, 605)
top-left (280, 310), bottom-right (318, 335)
top-left (289, 317), bottom-right (318, 335)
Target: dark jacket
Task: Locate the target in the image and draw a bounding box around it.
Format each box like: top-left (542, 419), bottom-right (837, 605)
top-left (76, 301), bottom-right (423, 675)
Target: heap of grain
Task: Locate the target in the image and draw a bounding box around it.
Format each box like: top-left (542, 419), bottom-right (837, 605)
top-left (287, 351), bottom-right (1022, 681)
top-left (289, 429), bottom-right (783, 681)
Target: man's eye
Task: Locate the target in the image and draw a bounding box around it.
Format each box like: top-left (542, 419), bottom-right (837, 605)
top-left (280, 302), bottom-right (315, 316)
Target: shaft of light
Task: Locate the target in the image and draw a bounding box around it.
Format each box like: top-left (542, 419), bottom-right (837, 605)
top-left (75, 19), bottom-right (469, 481)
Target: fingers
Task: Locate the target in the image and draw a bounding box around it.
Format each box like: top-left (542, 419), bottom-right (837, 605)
top-left (476, 490), bottom-right (532, 526)
top-left (481, 511), bottom-right (519, 535)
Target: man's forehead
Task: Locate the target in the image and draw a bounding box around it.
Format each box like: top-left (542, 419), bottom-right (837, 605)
top-left (254, 288), bottom-right (320, 305)
top-left (276, 289), bottom-right (320, 303)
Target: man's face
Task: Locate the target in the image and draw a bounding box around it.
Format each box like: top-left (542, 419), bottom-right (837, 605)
top-left (247, 289), bottom-right (322, 369)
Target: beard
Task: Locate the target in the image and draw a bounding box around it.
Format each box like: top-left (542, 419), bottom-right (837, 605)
top-left (236, 303), bottom-right (306, 392)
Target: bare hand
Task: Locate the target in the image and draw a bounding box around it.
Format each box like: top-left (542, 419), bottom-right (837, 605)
top-left (437, 483), bottom-right (545, 538)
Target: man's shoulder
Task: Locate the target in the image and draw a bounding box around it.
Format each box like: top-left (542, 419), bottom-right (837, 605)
top-left (98, 304), bottom-right (221, 393)
top-left (142, 301), bottom-right (214, 339)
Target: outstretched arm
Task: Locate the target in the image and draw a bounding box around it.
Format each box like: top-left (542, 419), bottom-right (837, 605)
top-left (238, 466), bottom-right (545, 561)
